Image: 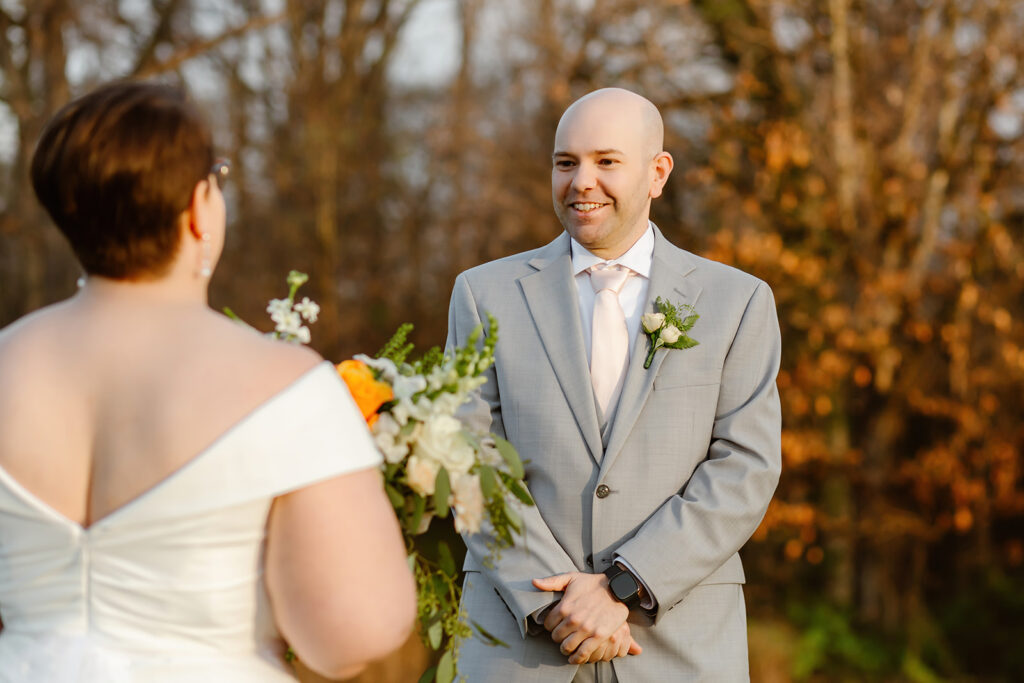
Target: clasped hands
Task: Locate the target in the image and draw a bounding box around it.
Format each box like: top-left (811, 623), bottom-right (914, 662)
top-left (532, 572), bottom-right (643, 665)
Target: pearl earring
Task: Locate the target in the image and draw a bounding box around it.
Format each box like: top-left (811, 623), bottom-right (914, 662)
top-left (199, 233), bottom-right (212, 278)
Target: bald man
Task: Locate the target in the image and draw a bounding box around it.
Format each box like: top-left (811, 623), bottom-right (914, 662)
top-left (446, 88), bottom-right (781, 682)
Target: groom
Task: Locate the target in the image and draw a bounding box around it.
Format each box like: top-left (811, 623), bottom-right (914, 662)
top-left (446, 88), bottom-right (781, 681)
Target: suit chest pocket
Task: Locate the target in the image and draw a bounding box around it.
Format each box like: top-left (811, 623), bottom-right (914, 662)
top-left (653, 365), bottom-right (722, 391)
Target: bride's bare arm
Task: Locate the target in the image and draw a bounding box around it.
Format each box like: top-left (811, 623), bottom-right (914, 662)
top-left (265, 467), bottom-right (415, 679)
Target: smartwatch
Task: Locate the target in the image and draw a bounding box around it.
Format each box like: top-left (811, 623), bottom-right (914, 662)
top-left (603, 563), bottom-right (642, 610)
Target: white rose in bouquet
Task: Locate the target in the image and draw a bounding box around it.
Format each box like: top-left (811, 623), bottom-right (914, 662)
top-left (415, 414), bottom-right (476, 474)
top-left (452, 472), bottom-right (484, 534)
top-left (406, 455), bottom-right (440, 496)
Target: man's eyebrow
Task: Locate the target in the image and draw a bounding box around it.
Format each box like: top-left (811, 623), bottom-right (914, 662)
top-left (552, 148), bottom-right (625, 158)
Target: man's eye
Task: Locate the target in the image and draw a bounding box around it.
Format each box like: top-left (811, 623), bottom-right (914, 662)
top-left (598, 158), bottom-right (617, 166)
top-left (555, 160), bottom-right (575, 168)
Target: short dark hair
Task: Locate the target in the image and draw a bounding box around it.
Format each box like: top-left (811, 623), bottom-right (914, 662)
top-left (30, 81), bottom-right (214, 279)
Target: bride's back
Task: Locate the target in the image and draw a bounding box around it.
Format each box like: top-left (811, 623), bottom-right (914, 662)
top-left (0, 295), bottom-right (318, 529)
top-left (0, 79), bottom-right (415, 681)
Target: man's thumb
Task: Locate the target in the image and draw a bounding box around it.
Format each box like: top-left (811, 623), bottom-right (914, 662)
top-left (628, 638), bottom-right (643, 655)
top-left (532, 574), bottom-right (572, 592)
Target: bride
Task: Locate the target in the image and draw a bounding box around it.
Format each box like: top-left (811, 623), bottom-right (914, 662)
top-left (0, 81), bottom-right (415, 681)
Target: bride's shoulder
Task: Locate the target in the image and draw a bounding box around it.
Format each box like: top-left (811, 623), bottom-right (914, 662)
top-left (204, 311), bottom-right (325, 386)
top-left (0, 301), bottom-right (73, 369)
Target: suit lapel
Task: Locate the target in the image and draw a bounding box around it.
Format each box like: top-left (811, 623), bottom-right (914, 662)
top-left (600, 229), bottom-right (704, 477)
top-left (519, 233), bottom-right (604, 464)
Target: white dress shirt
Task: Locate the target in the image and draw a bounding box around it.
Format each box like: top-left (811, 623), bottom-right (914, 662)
top-left (569, 224), bottom-right (657, 610)
top-left (570, 224), bottom-right (655, 368)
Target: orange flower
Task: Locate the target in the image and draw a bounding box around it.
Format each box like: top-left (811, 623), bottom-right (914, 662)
top-left (337, 359), bottom-right (393, 427)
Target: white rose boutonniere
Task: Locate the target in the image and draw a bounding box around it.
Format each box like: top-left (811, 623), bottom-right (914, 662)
top-left (642, 296), bottom-right (699, 368)
top-left (641, 312), bottom-right (666, 333)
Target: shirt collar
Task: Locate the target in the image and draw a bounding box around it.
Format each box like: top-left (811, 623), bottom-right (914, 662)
top-left (570, 222), bottom-right (655, 278)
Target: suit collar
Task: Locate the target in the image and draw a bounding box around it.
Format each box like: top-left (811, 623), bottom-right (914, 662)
top-left (527, 231), bottom-right (572, 271)
top-left (521, 232), bottom-right (604, 463)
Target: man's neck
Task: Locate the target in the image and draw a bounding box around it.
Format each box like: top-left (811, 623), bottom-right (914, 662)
top-left (575, 223), bottom-right (652, 262)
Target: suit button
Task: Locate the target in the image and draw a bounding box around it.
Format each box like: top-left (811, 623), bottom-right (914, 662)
top-left (585, 554), bottom-right (594, 568)
top-left (596, 484), bottom-right (611, 499)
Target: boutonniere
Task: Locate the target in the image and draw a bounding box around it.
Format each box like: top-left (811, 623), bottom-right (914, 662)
top-left (641, 296), bottom-right (699, 369)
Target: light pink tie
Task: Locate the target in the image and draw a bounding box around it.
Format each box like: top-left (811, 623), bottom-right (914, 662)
top-left (589, 264), bottom-right (632, 417)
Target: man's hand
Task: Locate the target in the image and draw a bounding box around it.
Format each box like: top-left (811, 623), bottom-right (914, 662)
top-left (532, 572), bottom-right (641, 663)
top-left (576, 622), bottom-right (642, 664)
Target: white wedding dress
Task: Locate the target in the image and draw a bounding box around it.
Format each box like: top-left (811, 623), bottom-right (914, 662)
top-left (0, 362), bottom-right (381, 682)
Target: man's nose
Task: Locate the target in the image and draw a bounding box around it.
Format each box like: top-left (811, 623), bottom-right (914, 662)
top-left (570, 163), bottom-right (597, 192)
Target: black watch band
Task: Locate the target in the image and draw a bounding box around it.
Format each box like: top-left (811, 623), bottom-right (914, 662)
top-left (603, 563), bottom-right (642, 610)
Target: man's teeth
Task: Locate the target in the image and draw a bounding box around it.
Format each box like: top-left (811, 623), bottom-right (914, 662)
top-left (572, 203), bottom-right (603, 211)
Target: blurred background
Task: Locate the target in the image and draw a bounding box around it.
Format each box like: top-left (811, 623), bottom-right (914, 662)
top-left (1, 0), bottom-right (1022, 681)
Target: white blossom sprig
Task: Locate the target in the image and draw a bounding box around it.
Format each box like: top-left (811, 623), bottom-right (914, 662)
top-left (224, 270), bottom-right (318, 345)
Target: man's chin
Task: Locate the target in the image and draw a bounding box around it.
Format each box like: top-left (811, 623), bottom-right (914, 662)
top-left (567, 229), bottom-right (605, 250)
top-left (562, 218), bottom-right (608, 244)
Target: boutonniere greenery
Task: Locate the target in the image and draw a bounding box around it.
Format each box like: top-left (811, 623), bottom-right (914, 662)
top-left (641, 297), bottom-right (699, 369)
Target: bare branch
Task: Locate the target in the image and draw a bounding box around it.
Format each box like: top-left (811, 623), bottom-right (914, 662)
top-left (130, 0), bottom-right (186, 77)
top-left (891, 2), bottom-right (944, 168)
top-left (135, 11), bottom-right (286, 79)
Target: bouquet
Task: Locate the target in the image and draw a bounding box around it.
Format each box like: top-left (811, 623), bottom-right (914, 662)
top-left (231, 272), bottom-right (532, 683)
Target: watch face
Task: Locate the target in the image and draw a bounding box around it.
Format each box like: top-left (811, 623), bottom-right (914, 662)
top-left (609, 571), bottom-right (639, 601)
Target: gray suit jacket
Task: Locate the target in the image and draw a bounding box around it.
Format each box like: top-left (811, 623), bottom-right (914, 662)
top-left (445, 227), bottom-right (781, 681)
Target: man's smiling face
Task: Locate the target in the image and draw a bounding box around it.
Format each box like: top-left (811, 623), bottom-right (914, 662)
top-left (550, 89), bottom-right (672, 260)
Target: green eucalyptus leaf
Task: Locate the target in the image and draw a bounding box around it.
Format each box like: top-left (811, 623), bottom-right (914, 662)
top-left (436, 650), bottom-right (455, 683)
top-left (472, 620), bottom-right (511, 648)
top-left (385, 483), bottom-right (405, 510)
top-left (506, 478), bottom-right (535, 506)
top-left (505, 503), bottom-right (522, 531)
top-left (434, 468), bottom-right (451, 519)
top-left (417, 667), bottom-right (437, 683)
top-left (427, 618), bottom-right (443, 650)
top-left (493, 436), bottom-right (524, 479)
top-left (479, 465), bottom-right (497, 497)
top-left (438, 541), bottom-right (456, 577)
top-left (408, 494), bottom-right (427, 535)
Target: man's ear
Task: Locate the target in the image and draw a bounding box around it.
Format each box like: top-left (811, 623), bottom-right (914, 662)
top-left (649, 151), bottom-right (674, 199)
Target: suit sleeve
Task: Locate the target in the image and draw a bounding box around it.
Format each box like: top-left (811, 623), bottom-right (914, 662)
top-left (614, 280), bottom-right (782, 624)
top-left (446, 273), bottom-right (579, 637)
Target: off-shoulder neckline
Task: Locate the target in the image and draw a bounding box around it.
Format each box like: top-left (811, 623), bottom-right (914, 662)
top-left (0, 361), bottom-right (337, 533)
